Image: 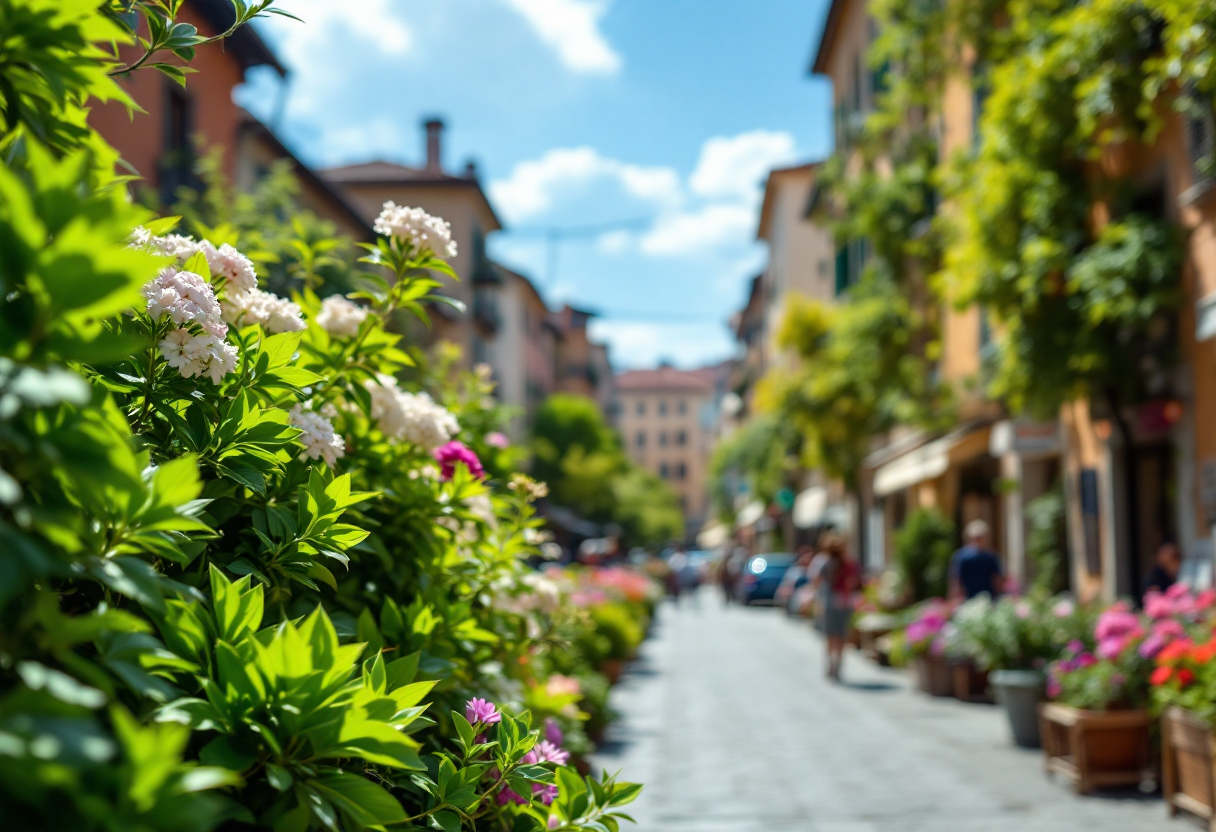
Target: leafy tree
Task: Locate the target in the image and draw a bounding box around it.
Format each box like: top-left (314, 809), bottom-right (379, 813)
top-left (893, 508), bottom-right (956, 602)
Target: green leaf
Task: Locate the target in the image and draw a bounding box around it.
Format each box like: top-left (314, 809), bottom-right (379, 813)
top-left (430, 810), bottom-right (460, 832)
top-left (309, 773), bottom-right (407, 826)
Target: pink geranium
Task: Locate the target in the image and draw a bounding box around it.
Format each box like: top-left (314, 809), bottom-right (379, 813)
top-left (1094, 602), bottom-right (1143, 659)
top-left (433, 440), bottom-right (485, 480)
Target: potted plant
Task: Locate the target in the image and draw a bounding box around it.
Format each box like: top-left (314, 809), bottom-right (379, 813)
top-left (1147, 586), bottom-right (1216, 823)
top-left (951, 594), bottom-right (1092, 746)
top-left (1040, 602), bottom-right (1156, 794)
top-left (899, 600), bottom-right (954, 697)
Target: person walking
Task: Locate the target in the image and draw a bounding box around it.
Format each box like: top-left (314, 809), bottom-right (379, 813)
top-left (1143, 541), bottom-right (1181, 601)
top-left (811, 533), bottom-right (858, 681)
top-left (948, 520), bottom-right (1004, 601)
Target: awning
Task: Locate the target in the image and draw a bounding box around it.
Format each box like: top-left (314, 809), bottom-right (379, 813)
top-left (872, 425), bottom-right (991, 497)
top-left (697, 523), bottom-right (730, 549)
top-left (735, 500), bottom-right (766, 529)
top-left (792, 486), bottom-right (828, 529)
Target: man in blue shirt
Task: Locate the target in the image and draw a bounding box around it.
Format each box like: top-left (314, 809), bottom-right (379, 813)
top-left (949, 519), bottom-right (1005, 600)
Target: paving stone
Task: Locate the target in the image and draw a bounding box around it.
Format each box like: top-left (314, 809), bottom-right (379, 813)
top-left (593, 590), bottom-right (1180, 832)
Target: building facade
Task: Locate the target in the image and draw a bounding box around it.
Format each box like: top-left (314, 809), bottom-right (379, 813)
top-left (615, 367), bottom-right (716, 539)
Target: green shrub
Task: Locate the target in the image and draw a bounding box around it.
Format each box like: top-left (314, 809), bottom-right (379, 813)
top-left (893, 508), bottom-right (956, 602)
top-left (590, 603), bottom-right (644, 662)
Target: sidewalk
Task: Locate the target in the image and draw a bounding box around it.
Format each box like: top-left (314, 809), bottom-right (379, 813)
top-left (593, 591), bottom-right (1178, 832)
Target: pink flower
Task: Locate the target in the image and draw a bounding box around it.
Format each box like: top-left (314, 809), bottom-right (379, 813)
top-left (533, 783), bottom-right (559, 805)
top-left (1053, 599), bottom-right (1075, 618)
top-left (1144, 591), bottom-right (1173, 620)
top-left (497, 786), bottom-right (529, 806)
top-left (466, 698), bottom-right (501, 726)
top-left (486, 431), bottom-right (510, 448)
top-left (545, 675), bottom-right (581, 697)
top-left (434, 441), bottom-right (485, 480)
top-left (526, 740), bottom-right (570, 766)
top-left (1197, 589), bottom-right (1216, 610)
top-left (548, 815), bottom-right (560, 830)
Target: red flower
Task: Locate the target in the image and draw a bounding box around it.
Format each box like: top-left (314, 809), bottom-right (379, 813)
top-left (1178, 668), bottom-right (1196, 686)
top-left (1150, 666), bottom-right (1174, 686)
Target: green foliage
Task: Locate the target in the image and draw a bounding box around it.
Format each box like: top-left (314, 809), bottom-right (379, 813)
top-left (1025, 484), bottom-right (1069, 596)
top-left (893, 509), bottom-right (955, 603)
top-left (531, 394), bottom-right (683, 547)
top-left (0, 5), bottom-right (644, 829)
top-left (707, 412), bottom-right (791, 522)
top-left (587, 604), bottom-right (644, 663)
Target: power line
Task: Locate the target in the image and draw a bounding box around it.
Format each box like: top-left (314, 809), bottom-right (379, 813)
top-left (503, 216), bottom-right (654, 287)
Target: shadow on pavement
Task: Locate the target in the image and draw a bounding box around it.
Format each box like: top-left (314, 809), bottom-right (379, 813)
top-left (837, 680), bottom-right (900, 692)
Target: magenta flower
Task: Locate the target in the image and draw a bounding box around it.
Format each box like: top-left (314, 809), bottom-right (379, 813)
top-left (486, 431), bottom-right (510, 448)
top-left (434, 441), bottom-right (485, 480)
top-left (526, 740), bottom-right (570, 766)
top-left (1066, 639), bottom-right (1086, 654)
top-left (497, 786), bottom-right (529, 806)
top-left (466, 697), bottom-right (501, 726)
top-left (544, 717), bottom-right (564, 746)
top-left (533, 783), bottom-right (559, 805)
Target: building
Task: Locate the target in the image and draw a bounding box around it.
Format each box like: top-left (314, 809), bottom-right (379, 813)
top-left (550, 305), bottom-right (614, 414)
top-left (615, 366), bottom-right (717, 538)
top-left (494, 265), bottom-right (559, 434)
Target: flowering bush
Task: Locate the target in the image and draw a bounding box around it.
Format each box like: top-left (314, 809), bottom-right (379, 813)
top-left (899, 600), bottom-right (953, 658)
top-left (949, 593), bottom-right (1093, 673)
top-left (0, 4), bottom-right (641, 829)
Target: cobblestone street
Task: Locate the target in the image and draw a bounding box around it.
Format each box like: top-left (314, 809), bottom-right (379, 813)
top-left (593, 591), bottom-right (1177, 832)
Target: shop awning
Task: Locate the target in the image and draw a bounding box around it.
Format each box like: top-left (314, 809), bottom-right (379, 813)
top-left (697, 523), bottom-right (730, 549)
top-left (872, 425), bottom-right (990, 497)
top-left (735, 500), bottom-right (766, 529)
top-left (792, 486), bottom-right (828, 529)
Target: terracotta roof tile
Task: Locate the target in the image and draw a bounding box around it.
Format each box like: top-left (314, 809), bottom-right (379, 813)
top-left (614, 367), bottom-right (715, 392)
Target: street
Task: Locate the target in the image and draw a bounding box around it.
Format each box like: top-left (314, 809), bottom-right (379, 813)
top-left (593, 591), bottom-right (1176, 832)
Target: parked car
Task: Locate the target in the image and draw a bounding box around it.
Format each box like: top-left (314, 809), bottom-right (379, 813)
top-left (735, 553), bottom-right (797, 605)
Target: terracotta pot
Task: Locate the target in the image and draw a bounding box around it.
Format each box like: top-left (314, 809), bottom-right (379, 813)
top-left (951, 659), bottom-right (993, 704)
top-left (1162, 706), bottom-right (1216, 825)
top-left (1039, 703), bottom-right (1154, 794)
top-left (913, 654), bottom-right (954, 697)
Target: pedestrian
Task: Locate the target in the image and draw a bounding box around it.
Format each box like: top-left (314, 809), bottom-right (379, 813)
top-left (666, 547), bottom-right (687, 601)
top-left (1142, 540), bottom-right (1181, 600)
top-left (811, 533), bottom-right (858, 681)
top-left (720, 546), bottom-right (746, 605)
top-left (948, 519), bottom-right (1004, 601)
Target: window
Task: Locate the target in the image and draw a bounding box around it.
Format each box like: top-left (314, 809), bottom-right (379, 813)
top-left (676, 429), bottom-right (687, 447)
top-left (676, 462), bottom-right (687, 480)
top-left (658, 400), bottom-right (668, 416)
top-left (635, 431), bottom-right (645, 449)
top-left (659, 431), bottom-right (668, 447)
top-left (635, 401), bottom-right (645, 416)
top-left (659, 463), bottom-right (669, 480)
top-left (677, 400), bottom-right (687, 415)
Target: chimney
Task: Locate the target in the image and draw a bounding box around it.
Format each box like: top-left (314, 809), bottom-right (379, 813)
top-left (464, 159), bottom-right (478, 180)
top-left (423, 117), bottom-right (444, 173)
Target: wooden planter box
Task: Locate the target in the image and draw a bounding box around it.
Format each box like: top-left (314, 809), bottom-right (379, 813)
top-left (1039, 703), bottom-right (1154, 794)
top-left (601, 658), bottom-right (624, 685)
top-left (913, 654), bottom-right (954, 697)
top-left (951, 660), bottom-right (992, 704)
top-left (1162, 706), bottom-right (1216, 826)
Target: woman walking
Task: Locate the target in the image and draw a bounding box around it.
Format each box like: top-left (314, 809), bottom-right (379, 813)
top-left (812, 533), bottom-right (859, 681)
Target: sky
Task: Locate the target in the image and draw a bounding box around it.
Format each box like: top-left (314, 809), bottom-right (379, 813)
top-left (238, 0), bottom-right (834, 370)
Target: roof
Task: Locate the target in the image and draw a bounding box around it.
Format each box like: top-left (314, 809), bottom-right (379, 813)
top-left (757, 162), bottom-right (817, 241)
top-left (321, 161), bottom-right (502, 231)
top-left (614, 366), bottom-right (715, 393)
top-left (809, 0), bottom-right (846, 75)
top-left (193, 0), bottom-right (285, 76)
top-left (496, 261), bottom-right (547, 307)
top-left (237, 111), bottom-right (374, 239)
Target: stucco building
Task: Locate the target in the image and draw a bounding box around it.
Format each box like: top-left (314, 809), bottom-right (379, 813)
top-left (615, 366), bottom-right (717, 539)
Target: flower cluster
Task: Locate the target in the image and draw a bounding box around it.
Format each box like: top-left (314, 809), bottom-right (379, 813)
top-left (314, 294), bottom-right (368, 337)
top-left (1144, 583), bottom-right (1216, 623)
top-left (904, 600), bottom-right (951, 657)
top-left (221, 287), bottom-right (306, 333)
top-left (465, 697), bottom-right (501, 727)
top-left (159, 328), bottom-right (238, 384)
top-left (142, 268), bottom-right (238, 383)
top-left (434, 440), bottom-right (484, 480)
top-left (374, 201), bottom-right (458, 258)
top-left (1094, 602), bottom-right (1144, 659)
top-left (365, 374), bottom-right (459, 450)
top-left (289, 405), bottom-right (345, 467)
top-left (202, 241), bottom-right (258, 294)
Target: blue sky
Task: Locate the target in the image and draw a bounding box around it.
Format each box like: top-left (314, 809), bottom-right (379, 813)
top-left (239, 0), bottom-right (833, 369)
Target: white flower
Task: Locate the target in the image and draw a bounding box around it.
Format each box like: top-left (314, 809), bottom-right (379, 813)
top-left (201, 241), bottom-right (258, 294)
top-left (142, 268), bottom-right (227, 338)
top-left (289, 404), bottom-right (346, 467)
top-left (127, 226), bottom-right (152, 248)
top-left (150, 233), bottom-right (202, 262)
top-left (158, 328), bottom-right (238, 384)
top-left (373, 201), bottom-right (458, 258)
top-left (364, 374), bottom-right (459, 450)
top-left (315, 295), bottom-right (368, 338)
top-left (222, 289), bottom-right (306, 333)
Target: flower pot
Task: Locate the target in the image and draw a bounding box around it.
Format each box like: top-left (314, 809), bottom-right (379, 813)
top-left (951, 659), bottom-right (992, 704)
top-left (913, 654), bottom-right (954, 697)
top-left (859, 627), bottom-right (893, 666)
top-left (991, 669), bottom-right (1044, 748)
top-left (1162, 706), bottom-right (1216, 825)
top-left (1039, 703), bottom-right (1154, 794)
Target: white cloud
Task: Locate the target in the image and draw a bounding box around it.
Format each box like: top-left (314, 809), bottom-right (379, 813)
top-left (271, 0), bottom-right (411, 61)
top-left (639, 203), bottom-right (755, 256)
top-left (689, 130), bottom-right (798, 201)
top-left (489, 147), bottom-right (680, 222)
top-left (596, 229), bottom-right (632, 254)
top-left (588, 320), bottom-right (735, 369)
top-left (503, 0), bottom-right (621, 74)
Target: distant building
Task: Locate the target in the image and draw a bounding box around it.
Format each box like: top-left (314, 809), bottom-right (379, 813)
top-left (551, 305), bottom-right (613, 414)
top-left (495, 265), bottom-right (559, 434)
top-left (615, 366), bottom-right (717, 539)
